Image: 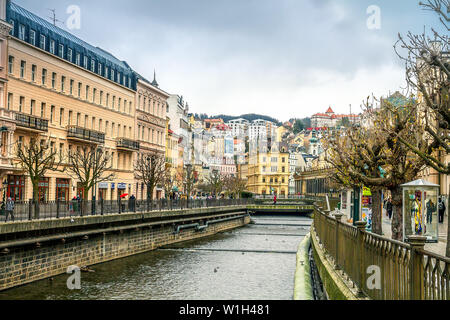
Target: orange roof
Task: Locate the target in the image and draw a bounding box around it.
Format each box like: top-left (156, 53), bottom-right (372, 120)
top-left (326, 107), bottom-right (334, 114)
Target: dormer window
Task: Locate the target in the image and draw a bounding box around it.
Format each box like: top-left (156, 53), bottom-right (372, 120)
top-left (50, 40), bottom-right (55, 54)
top-left (18, 24), bottom-right (25, 40)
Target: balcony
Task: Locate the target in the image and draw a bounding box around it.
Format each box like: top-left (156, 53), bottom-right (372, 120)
top-left (67, 125), bottom-right (105, 144)
top-left (116, 138), bottom-right (140, 151)
top-left (14, 113), bottom-right (48, 132)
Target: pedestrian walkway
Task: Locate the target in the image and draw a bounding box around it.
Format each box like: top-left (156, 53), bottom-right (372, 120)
top-left (381, 213), bottom-right (448, 257)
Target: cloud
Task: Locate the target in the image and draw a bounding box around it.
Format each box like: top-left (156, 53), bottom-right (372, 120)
top-left (15, 0), bottom-right (429, 121)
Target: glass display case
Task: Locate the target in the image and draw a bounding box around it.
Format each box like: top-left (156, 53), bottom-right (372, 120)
top-left (401, 179), bottom-right (440, 243)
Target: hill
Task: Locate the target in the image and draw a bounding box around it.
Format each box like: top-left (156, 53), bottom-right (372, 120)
top-left (191, 113), bottom-right (283, 126)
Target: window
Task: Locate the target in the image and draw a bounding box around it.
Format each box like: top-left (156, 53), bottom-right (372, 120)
top-left (92, 117), bottom-right (96, 130)
top-left (39, 34), bottom-right (46, 50)
top-left (76, 53), bottom-right (80, 66)
top-left (91, 59), bottom-right (95, 72)
top-left (8, 56), bottom-right (13, 74)
top-left (7, 93), bottom-right (12, 110)
top-left (59, 108), bottom-right (64, 126)
top-left (83, 56), bottom-right (88, 68)
top-left (19, 96), bottom-right (24, 113)
top-left (18, 24), bottom-right (25, 40)
top-left (30, 30), bottom-right (36, 46)
top-left (61, 76), bottom-right (66, 92)
top-left (98, 63), bottom-right (102, 76)
top-left (85, 85), bottom-right (89, 100)
top-left (78, 82), bottom-right (81, 97)
top-left (111, 69), bottom-right (115, 81)
top-left (112, 96), bottom-right (116, 109)
top-left (9, 20), bottom-right (14, 35)
top-left (42, 69), bottom-right (47, 85)
top-left (100, 91), bottom-right (103, 105)
top-left (93, 88), bottom-right (97, 103)
top-left (76, 113), bottom-right (80, 126)
top-left (68, 111), bottom-right (73, 125)
top-left (67, 48), bottom-right (73, 62)
top-left (70, 80), bottom-right (74, 95)
top-left (105, 121), bottom-right (109, 135)
top-left (84, 115), bottom-right (88, 127)
top-left (52, 72), bottom-right (56, 89)
top-left (118, 98), bottom-right (121, 112)
top-left (106, 93), bottom-right (110, 107)
top-left (50, 40), bottom-right (55, 54)
top-left (20, 60), bottom-right (25, 78)
top-left (105, 66), bottom-right (109, 78)
top-left (31, 65), bottom-right (36, 82)
top-left (58, 44), bottom-right (64, 58)
top-left (30, 100), bottom-right (35, 115)
top-left (99, 119), bottom-right (102, 132)
top-left (50, 106), bottom-right (55, 123)
top-left (40, 103), bottom-right (46, 118)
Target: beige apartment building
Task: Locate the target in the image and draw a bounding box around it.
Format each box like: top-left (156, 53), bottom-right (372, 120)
top-left (2, 1), bottom-right (140, 202)
top-left (136, 76), bottom-right (169, 200)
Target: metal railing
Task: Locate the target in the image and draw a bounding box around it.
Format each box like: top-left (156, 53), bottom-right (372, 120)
top-left (0, 198), bottom-right (254, 223)
top-left (116, 138), bottom-right (140, 151)
top-left (67, 125), bottom-right (105, 144)
top-left (14, 113), bottom-right (49, 132)
top-left (313, 206), bottom-right (450, 300)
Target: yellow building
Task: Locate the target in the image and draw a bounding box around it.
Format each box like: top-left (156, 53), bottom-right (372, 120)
top-left (247, 142), bottom-right (290, 196)
top-left (2, 2), bottom-right (141, 201)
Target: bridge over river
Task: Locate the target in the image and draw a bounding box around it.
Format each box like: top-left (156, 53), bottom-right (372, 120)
top-left (0, 214), bottom-right (312, 300)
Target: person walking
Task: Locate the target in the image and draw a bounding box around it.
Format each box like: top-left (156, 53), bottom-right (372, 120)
top-left (386, 198), bottom-right (393, 220)
top-left (129, 195), bottom-right (136, 212)
top-left (426, 199), bottom-right (436, 224)
top-left (5, 197), bottom-right (15, 222)
top-left (273, 194), bottom-right (277, 205)
top-left (438, 197), bottom-right (446, 224)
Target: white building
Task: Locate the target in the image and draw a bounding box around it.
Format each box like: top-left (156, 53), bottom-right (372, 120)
top-left (167, 95), bottom-right (191, 164)
top-left (227, 118), bottom-right (249, 139)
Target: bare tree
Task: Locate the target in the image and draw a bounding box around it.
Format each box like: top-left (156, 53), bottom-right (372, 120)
top-left (16, 137), bottom-right (64, 218)
top-left (206, 169), bottom-right (224, 198)
top-left (177, 164), bottom-right (196, 199)
top-left (134, 151), bottom-right (166, 201)
top-left (223, 174), bottom-right (247, 199)
top-left (67, 146), bottom-right (114, 201)
top-left (161, 169), bottom-right (176, 199)
top-left (324, 102), bottom-right (427, 238)
top-left (394, 0), bottom-right (450, 254)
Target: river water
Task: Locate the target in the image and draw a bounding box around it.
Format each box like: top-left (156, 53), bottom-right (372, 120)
top-left (0, 215), bottom-right (311, 300)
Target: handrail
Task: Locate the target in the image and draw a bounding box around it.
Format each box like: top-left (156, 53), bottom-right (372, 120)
top-left (312, 204), bottom-right (450, 300)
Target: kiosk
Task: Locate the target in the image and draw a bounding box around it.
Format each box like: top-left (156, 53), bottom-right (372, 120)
top-left (401, 179), bottom-right (439, 243)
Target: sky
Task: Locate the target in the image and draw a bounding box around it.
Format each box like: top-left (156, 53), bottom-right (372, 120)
top-left (15, 0), bottom-right (444, 122)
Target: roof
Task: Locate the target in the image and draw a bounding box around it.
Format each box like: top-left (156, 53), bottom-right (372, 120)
top-left (400, 179), bottom-right (440, 187)
top-left (326, 107), bottom-right (334, 113)
top-left (7, 2), bottom-right (136, 89)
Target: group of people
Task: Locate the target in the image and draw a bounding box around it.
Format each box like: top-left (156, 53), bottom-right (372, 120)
top-left (383, 196), bottom-right (446, 224)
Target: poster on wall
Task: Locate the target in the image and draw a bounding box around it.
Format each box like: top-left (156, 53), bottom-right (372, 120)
top-left (361, 187), bottom-right (372, 232)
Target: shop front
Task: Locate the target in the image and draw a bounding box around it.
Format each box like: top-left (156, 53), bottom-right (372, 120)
top-left (56, 178), bottom-right (71, 202)
top-left (98, 182), bottom-right (109, 200)
top-left (7, 175), bottom-right (25, 202)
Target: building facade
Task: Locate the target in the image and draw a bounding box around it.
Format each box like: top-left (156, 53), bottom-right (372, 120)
top-left (3, 1), bottom-right (139, 201)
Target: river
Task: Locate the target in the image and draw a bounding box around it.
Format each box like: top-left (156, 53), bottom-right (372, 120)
top-left (0, 215), bottom-right (311, 300)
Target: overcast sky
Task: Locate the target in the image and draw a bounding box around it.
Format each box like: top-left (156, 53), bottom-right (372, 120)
top-left (15, 0), bottom-right (442, 121)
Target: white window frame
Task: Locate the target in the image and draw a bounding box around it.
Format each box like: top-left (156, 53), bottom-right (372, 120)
top-left (40, 34), bottom-right (46, 50)
top-left (30, 29), bottom-right (36, 46)
top-left (18, 24), bottom-right (25, 41)
top-left (50, 40), bottom-right (55, 54)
